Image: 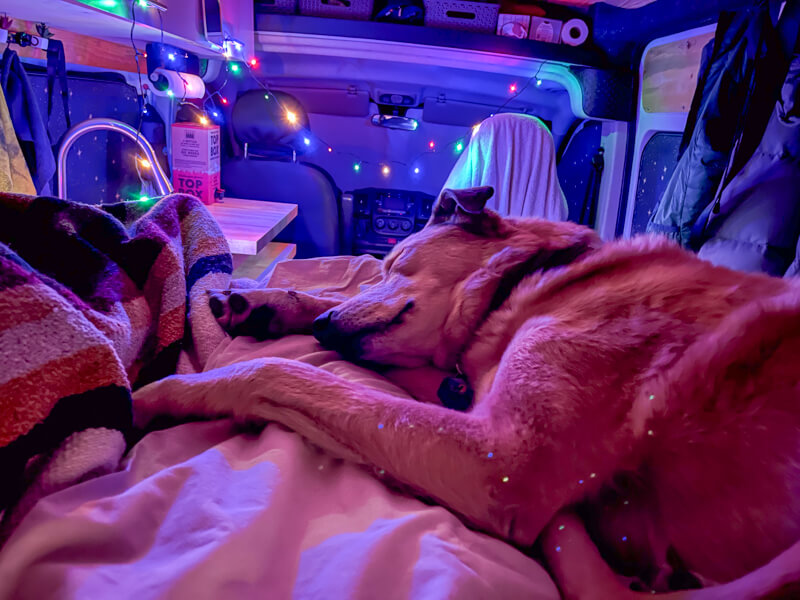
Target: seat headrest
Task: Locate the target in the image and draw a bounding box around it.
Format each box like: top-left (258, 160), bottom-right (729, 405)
top-left (175, 102), bottom-right (206, 123)
top-left (232, 89), bottom-right (311, 158)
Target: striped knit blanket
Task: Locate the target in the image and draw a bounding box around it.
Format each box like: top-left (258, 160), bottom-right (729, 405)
top-left (0, 192), bottom-right (232, 520)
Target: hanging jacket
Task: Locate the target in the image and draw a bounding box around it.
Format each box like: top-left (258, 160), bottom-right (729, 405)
top-left (697, 54), bottom-right (800, 276)
top-left (0, 85), bottom-right (35, 194)
top-left (0, 48), bottom-right (56, 195)
top-left (787, 236), bottom-right (800, 276)
top-left (646, 0), bottom-right (785, 247)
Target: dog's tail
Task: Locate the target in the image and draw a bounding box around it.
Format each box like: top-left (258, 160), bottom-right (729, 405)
top-left (542, 512), bottom-right (800, 600)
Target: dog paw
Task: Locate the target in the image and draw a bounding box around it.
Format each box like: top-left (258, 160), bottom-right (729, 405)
top-left (208, 288), bottom-right (302, 340)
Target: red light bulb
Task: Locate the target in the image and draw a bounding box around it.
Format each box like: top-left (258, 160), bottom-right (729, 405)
top-left (428, 140), bottom-right (435, 149)
top-left (509, 83), bottom-right (518, 93)
top-left (221, 97), bottom-right (228, 105)
top-left (249, 58), bottom-right (258, 67)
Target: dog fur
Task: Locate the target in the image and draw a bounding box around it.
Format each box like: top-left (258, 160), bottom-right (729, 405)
top-left (134, 187), bottom-right (800, 598)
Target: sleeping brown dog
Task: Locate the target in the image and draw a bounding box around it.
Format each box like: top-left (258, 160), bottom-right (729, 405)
top-left (134, 187), bottom-right (800, 598)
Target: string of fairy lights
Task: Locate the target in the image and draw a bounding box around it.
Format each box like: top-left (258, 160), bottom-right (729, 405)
top-left (203, 57), bottom-right (548, 179)
top-left (126, 0), bottom-right (549, 191)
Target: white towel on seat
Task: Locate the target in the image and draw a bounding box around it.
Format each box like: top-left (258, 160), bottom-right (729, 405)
top-left (441, 113), bottom-right (568, 221)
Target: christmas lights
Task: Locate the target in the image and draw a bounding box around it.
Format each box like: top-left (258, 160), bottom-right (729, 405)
top-left (199, 46), bottom-right (554, 180)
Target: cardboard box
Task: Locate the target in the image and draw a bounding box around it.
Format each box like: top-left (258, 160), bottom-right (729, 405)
top-left (171, 122), bottom-right (221, 205)
top-left (172, 122), bottom-right (220, 173)
top-left (172, 170), bottom-right (221, 205)
top-left (529, 17), bottom-right (563, 44)
top-left (496, 14), bottom-right (530, 39)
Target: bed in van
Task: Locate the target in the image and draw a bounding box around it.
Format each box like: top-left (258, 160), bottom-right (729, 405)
top-left (0, 0), bottom-right (799, 598)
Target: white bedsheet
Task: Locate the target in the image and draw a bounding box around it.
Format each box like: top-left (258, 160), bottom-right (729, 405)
top-left (0, 338), bottom-right (559, 600)
top-left (0, 417), bottom-right (558, 600)
top-left (0, 257), bottom-right (560, 599)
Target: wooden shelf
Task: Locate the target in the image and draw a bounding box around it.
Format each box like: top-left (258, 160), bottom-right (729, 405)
top-left (206, 197), bottom-right (298, 255)
top-left (232, 242), bottom-right (297, 281)
top-left (2, 0), bottom-right (224, 59)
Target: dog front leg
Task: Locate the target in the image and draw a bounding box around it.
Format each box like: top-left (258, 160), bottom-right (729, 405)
top-left (133, 357), bottom-right (507, 537)
top-left (208, 289), bottom-right (341, 340)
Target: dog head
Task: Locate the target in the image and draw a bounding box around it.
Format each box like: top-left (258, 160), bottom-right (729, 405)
top-left (313, 187), bottom-right (600, 368)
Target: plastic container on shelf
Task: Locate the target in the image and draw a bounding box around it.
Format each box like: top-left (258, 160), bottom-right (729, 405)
top-left (424, 0), bottom-right (500, 33)
top-left (298, 0), bottom-right (374, 20)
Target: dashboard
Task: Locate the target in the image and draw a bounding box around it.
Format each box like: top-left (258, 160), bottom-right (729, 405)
top-left (351, 188), bottom-right (435, 257)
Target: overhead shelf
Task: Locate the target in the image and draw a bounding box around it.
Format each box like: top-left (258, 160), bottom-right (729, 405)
top-left (2, 0), bottom-right (224, 58)
top-left (255, 14), bottom-right (634, 121)
top-left (255, 14), bottom-right (607, 70)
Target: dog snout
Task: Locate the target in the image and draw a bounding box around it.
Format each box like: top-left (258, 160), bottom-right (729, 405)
top-left (312, 311), bottom-right (336, 345)
top-left (312, 310), bottom-right (362, 358)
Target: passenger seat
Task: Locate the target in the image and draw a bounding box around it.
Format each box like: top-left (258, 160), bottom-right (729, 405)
top-left (222, 90), bottom-right (341, 258)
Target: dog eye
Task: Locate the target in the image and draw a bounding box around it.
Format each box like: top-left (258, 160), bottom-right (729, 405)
top-left (383, 250), bottom-right (403, 273)
top-left (385, 253), bottom-right (413, 276)
top-left (393, 261), bottom-right (418, 277)
top-left (388, 250), bottom-right (420, 276)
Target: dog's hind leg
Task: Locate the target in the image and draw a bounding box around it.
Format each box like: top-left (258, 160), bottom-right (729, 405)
top-left (132, 357), bottom-right (512, 538)
top-left (208, 289), bottom-right (341, 340)
top-left (541, 511), bottom-right (639, 600)
top-left (542, 512), bottom-right (800, 599)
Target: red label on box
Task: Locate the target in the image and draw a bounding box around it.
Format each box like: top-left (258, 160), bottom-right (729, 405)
top-left (173, 170), bottom-right (220, 205)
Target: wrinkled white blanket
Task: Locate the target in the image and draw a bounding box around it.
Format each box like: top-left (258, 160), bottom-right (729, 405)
top-left (0, 257), bottom-right (560, 600)
top-left (0, 416), bottom-right (558, 600)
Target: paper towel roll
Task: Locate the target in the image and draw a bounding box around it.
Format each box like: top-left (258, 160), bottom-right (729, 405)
top-left (561, 18), bottom-right (589, 47)
top-left (147, 68), bottom-right (206, 99)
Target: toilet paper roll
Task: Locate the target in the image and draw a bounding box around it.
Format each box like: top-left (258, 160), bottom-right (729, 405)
top-left (561, 18), bottom-right (589, 47)
top-left (147, 68), bottom-right (206, 99)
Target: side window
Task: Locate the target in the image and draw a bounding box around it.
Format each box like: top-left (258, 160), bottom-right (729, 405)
top-left (630, 132), bottom-right (682, 235)
top-left (28, 71), bottom-right (145, 204)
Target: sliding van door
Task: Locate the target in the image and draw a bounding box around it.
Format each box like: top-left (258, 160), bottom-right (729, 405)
top-left (622, 25), bottom-right (716, 238)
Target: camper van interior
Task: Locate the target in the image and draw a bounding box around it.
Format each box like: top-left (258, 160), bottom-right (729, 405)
top-left (1, 0), bottom-right (800, 598)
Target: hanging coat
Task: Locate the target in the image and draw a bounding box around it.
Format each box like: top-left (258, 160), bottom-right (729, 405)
top-left (646, 0), bottom-right (785, 247)
top-left (0, 85), bottom-right (35, 194)
top-left (787, 236), bottom-right (800, 276)
top-left (0, 48), bottom-right (56, 195)
top-left (697, 55), bottom-right (800, 276)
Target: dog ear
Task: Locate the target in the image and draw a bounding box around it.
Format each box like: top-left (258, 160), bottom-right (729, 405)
top-left (428, 187), bottom-right (495, 226)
